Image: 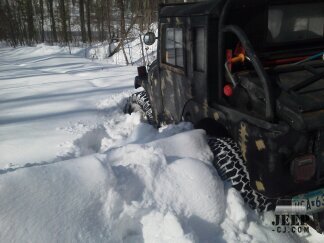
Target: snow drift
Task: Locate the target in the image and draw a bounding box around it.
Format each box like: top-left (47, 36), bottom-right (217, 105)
top-left (0, 130), bottom-right (306, 243)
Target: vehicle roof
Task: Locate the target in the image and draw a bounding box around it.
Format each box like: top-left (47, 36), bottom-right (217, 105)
top-left (159, 0), bottom-right (225, 18)
top-left (159, 0), bottom-right (322, 18)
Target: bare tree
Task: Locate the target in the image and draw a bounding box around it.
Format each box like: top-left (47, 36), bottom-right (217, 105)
top-left (116, 0), bottom-right (129, 64)
top-left (105, 0), bottom-right (112, 41)
top-left (2, 0), bottom-right (18, 46)
top-left (25, 0), bottom-right (35, 44)
top-left (95, 0), bottom-right (105, 42)
top-left (47, 0), bottom-right (57, 43)
top-left (85, 0), bottom-right (92, 43)
top-left (59, 0), bottom-right (68, 44)
top-left (39, 0), bottom-right (45, 42)
top-left (79, 0), bottom-right (86, 42)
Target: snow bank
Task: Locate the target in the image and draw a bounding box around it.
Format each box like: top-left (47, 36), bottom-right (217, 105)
top-left (0, 129), bottom-right (310, 243)
top-left (0, 155), bottom-right (110, 242)
top-left (0, 131), bottom-right (221, 242)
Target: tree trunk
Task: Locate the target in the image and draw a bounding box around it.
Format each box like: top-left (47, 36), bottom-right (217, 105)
top-left (48, 0), bottom-right (57, 43)
top-left (79, 0), bottom-right (86, 42)
top-left (59, 0), bottom-right (68, 44)
top-left (40, 0), bottom-right (45, 42)
top-left (121, 44), bottom-right (129, 65)
top-left (67, 3), bottom-right (72, 42)
top-left (95, 2), bottom-right (101, 42)
top-left (17, 0), bottom-right (27, 45)
top-left (26, 0), bottom-right (35, 44)
top-left (117, 0), bottom-right (129, 65)
top-left (85, 0), bottom-right (92, 43)
top-left (3, 0), bottom-right (17, 46)
top-left (100, 0), bottom-right (104, 42)
top-left (105, 0), bottom-right (112, 41)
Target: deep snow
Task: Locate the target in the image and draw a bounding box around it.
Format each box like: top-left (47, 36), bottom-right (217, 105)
top-left (0, 45), bottom-right (323, 243)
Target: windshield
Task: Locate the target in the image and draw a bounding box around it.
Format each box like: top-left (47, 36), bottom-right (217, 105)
top-left (267, 3), bottom-right (324, 44)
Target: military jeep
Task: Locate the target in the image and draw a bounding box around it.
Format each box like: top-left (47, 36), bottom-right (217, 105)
top-left (125, 0), bottom-right (324, 231)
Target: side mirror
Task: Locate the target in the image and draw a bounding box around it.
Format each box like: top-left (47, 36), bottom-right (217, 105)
top-left (143, 32), bottom-right (156, 45)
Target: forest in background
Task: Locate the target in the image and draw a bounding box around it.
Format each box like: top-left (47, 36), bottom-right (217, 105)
top-left (0, 0), bottom-right (201, 64)
top-left (0, 0), bottom-right (159, 47)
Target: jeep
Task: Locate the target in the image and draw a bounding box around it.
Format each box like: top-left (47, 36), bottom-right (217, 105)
top-left (124, 0), bottom-right (324, 231)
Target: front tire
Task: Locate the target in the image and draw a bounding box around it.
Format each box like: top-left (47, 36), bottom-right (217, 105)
top-left (124, 91), bottom-right (154, 125)
top-left (208, 137), bottom-right (276, 211)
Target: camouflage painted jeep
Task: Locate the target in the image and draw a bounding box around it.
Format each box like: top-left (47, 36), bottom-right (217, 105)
top-left (125, 0), bottom-right (324, 231)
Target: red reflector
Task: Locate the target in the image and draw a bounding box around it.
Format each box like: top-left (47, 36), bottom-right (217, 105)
top-left (224, 85), bottom-right (233, 97)
top-left (291, 155), bottom-right (316, 182)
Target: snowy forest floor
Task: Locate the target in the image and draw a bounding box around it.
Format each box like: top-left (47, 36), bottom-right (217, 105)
top-left (0, 45), bottom-right (323, 243)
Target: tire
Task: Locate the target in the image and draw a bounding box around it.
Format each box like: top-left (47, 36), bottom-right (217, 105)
top-left (208, 137), bottom-right (276, 211)
top-left (124, 91), bottom-right (154, 125)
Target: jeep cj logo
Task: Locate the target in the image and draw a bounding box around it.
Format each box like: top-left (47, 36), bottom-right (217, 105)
top-left (272, 205), bottom-right (310, 233)
top-left (272, 214), bottom-right (310, 233)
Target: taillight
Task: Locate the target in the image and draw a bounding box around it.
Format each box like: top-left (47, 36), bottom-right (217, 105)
top-left (290, 155), bottom-right (316, 182)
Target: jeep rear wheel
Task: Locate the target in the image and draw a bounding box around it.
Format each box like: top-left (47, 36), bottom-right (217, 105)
top-left (124, 91), bottom-right (154, 124)
top-left (208, 137), bottom-right (276, 211)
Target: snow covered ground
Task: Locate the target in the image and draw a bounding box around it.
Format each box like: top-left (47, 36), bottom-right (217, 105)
top-left (0, 45), bottom-right (323, 243)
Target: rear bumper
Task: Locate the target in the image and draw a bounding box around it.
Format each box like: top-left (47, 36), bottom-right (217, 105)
top-left (240, 121), bottom-right (324, 199)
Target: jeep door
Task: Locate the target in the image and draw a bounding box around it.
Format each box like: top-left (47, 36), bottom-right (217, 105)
top-left (159, 19), bottom-right (191, 122)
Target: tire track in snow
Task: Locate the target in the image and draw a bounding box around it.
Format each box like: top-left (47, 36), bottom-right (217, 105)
top-left (0, 160), bottom-right (66, 175)
top-left (0, 92), bottom-right (132, 175)
top-left (55, 90), bottom-right (194, 163)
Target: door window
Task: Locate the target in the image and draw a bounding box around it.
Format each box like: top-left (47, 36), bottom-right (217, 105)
top-left (194, 28), bottom-right (205, 72)
top-left (164, 27), bottom-right (184, 68)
